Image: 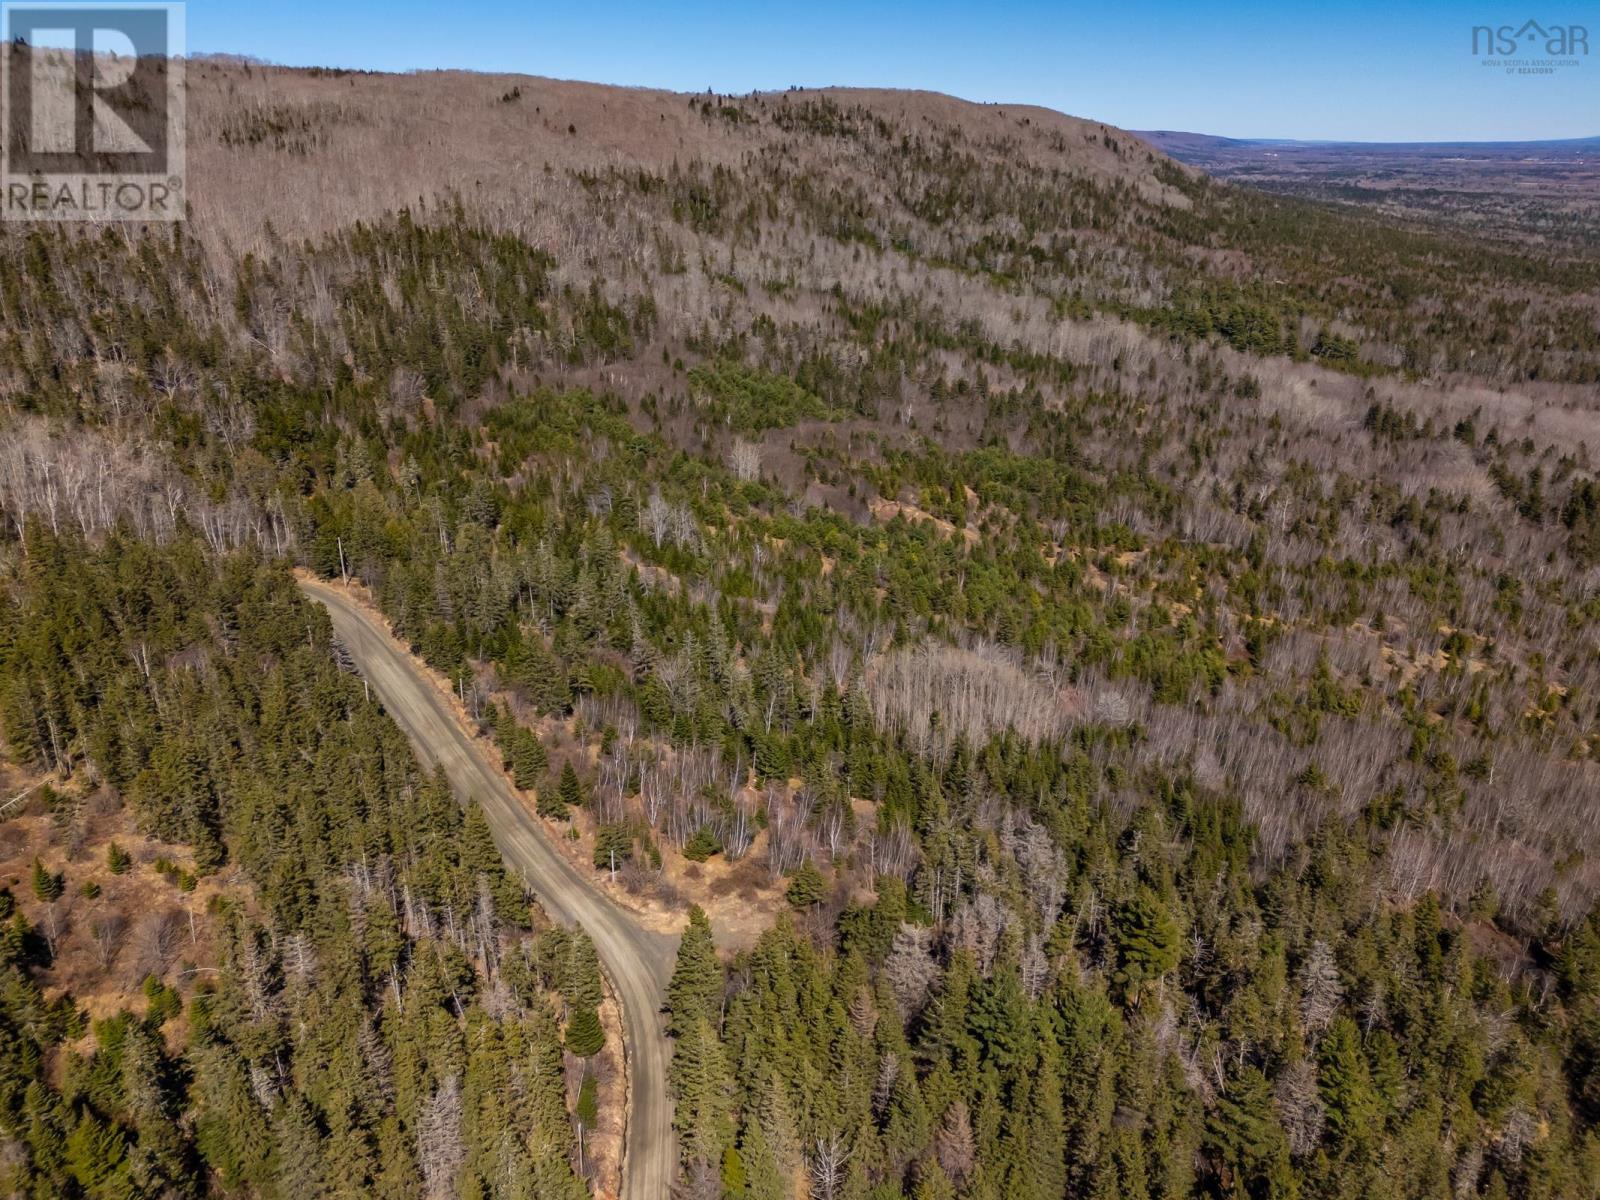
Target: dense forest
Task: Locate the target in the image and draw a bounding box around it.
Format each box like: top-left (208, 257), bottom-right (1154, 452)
top-left (0, 532), bottom-right (611, 1198)
top-left (1, 47), bottom-right (1599, 1200)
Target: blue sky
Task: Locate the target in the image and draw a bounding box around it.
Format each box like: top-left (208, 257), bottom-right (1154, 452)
top-left (181, 0), bottom-right (1597, 140)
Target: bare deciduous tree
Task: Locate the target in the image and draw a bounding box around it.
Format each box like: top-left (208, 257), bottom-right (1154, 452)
top-left (90, 913), bottom-right (126, 972)
top-left (934, 1100), bottom-right (976, 1185)
top-left (728, 437), bottom-right (761, 483)
top-left (127, 909), bottom-right (182, 988)
top-left (1275, 1059), bottom-right (1325, 1157)
top-left (1299, 940), bottom-right (1342, 1037)
top-left (949, 890), bottom-right (1010, 976)
top-left (868, 640), bottom-right (1072, 760)
top-left (417, 1075), bottom-right (465, 1200)
top-left (885, 923), bottom-right (939, 1018)
top-left (807, 1132), bottom-right (851, 1200)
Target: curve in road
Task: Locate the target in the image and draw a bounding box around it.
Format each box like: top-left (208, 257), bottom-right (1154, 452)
top-left (299, 577), bottom-right (679, 1200)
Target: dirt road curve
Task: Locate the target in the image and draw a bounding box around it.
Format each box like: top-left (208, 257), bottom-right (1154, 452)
top-left (299, 578), bottom-right (679, 1200)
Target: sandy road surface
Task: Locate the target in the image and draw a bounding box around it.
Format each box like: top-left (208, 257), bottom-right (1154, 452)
top-left (299, 577), bottom-right (678, 1200)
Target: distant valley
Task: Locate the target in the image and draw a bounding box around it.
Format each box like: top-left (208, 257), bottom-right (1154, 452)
top-left (1138, 128), bottom-right (1600, 244)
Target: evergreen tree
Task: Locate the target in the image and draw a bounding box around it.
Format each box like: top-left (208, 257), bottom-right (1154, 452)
top-left (557, 761), bottom-right (583, 809)
top-left (511, 727), bottom-right (547, 790)
top-left (271, 1093), bottom-right (329, 1200)
top-left (738, 1115), bottom-right (785, 1200)
top-left (564, 930), bottom-right (603, 1011)
top-left (64, 1110), bottom-right (131, 1196)
top-left (323, 1089), bottom-right (377, 1199)
top-left (1317, 1016), bottom-right (1378, 1151)
top-left (786, 859), bottom-right (826, 909)
top-left (594, 823), bottom-right (633, 874)
top-left (460, 801), bottom-right (526, 924)
top-left (1207, 1067), bottom-right (1296, 1200)
top-left (666, 906), bottom-right (721, 1038)
top-left (565, 1005), bottom-right (604, 1058)
top-left (669, 1015), bottom-right (734, 1170)
top-left (1115, 889), bottom-right (1182, 1004)
top-left (754, 734), bottom-right (791, 783)
top-left (29, 859), bottom-right (61, 903)
top-left (540, 761), bottom-right (581, 819)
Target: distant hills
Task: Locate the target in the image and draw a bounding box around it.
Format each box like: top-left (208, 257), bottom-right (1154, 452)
top-left (1137, 129), bottom-right (1600, 164)
top-left (1132, 128), bottom-right (1600, 238)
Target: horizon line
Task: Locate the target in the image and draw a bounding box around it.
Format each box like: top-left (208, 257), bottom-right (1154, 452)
top-left (21, 42), bottom-right (1582, 147)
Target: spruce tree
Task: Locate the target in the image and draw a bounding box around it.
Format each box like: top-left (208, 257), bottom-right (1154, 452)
top-left (1318, 1016), bottom-right (1378, 1149)
top-left (753, 733), bottom-right (790, 783)
top-left (461, 802), bottom-right (526, 924)
top-left (63, 1110), bottom-right (130, 1195)
top-left (1206, 1067), bottom-right (1295, 1200)
top-left (539, 760), bottom-right (580, 818)
top-left (786, 859), bottom-right (826, 909)
top-left (557, 760), bottom-right (583, 809)
top-left (593, 823), bottom-right (632, 874)
top-left (511, 728), bottom-right (547, 790)
top-left (30, 859), bottom-right (62, 902)
top-left (271, 1093), bottom-right (330, 1200)
top-left (720, 1145), bottom-right (746, 1195)
top-left (738, 1116), bottom-right (785, 1200)
top-left (1114, 888), bottom-right (1181, 1003)
top-left (564, 929), bottom-right (604, 1011)
top-left (323, 1089), bottom-right (377, 1199)
top-left (565, 1005), bottom-right (604, 1058)
top-left (668, 1015), bottom-right (734, 1168)
top-left (666, 905), bottom-right (721, 1037)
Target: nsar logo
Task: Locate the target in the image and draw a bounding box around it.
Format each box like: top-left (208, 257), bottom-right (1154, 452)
top-left (1471, 18), bottom-right (1588, 74)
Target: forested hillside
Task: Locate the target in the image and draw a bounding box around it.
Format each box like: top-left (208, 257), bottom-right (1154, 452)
top-left (1, 46), bottom-right (1599, 1200)
top-left (0, 532), bottom-right (612, 1198)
